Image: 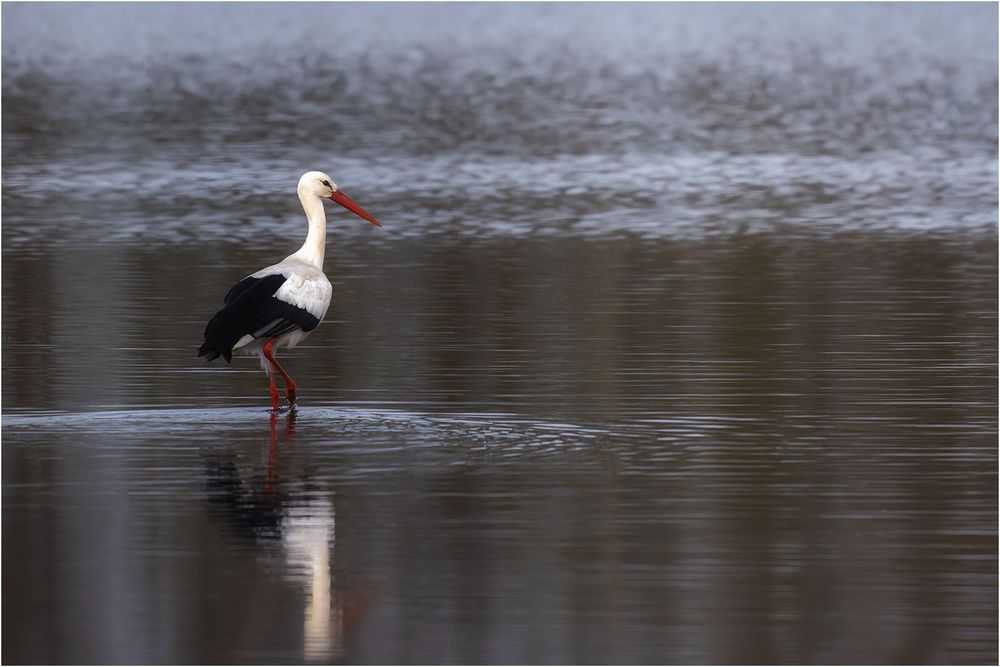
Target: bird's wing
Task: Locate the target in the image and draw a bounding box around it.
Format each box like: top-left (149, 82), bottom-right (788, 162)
top-left (198, 273), bottom-right (321, 363)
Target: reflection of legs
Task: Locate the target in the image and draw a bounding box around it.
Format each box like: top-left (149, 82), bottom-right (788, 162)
top-left (266, 412), bottom-right (278, 494)
top-left (263, 337), bottom-right (298, 406)
top-left (265, 410), bottom-right (295, 494)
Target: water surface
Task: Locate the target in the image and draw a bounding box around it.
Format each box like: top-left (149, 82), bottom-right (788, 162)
top-left (3, 3), bottom-right (997, 664)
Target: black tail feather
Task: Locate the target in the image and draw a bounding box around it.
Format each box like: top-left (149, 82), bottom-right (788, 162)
top-left (199, 309), bottom-right (239, 364)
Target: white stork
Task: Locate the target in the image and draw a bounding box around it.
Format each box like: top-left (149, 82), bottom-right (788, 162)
top-left (199, 171), bottom-right (382, 411)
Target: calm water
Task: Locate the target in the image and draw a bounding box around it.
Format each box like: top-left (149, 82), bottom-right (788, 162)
top-left (3, 3), bottom-right (998, 664)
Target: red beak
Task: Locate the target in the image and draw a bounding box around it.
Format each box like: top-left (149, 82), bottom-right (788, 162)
top-left (329, 190), bottom-right (383, 227)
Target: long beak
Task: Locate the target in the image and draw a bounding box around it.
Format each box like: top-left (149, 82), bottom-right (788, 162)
top-left (329, 190), bottom-right (383, 227)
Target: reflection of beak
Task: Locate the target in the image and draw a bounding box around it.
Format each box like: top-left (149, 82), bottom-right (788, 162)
top-left (329, 190), bottom-right (383, 227)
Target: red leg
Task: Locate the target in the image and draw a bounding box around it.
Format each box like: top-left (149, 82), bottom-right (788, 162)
top-left (268, 368), bottom-right (280, 411)
top-left (262, 338), bottom-right (298, 406)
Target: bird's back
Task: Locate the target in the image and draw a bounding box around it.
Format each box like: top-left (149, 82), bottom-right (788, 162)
top-left (254, 258), bottom-right (333, 322)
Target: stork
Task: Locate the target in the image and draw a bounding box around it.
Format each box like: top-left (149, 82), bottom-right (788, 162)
top-left (198, 171), bottom-right (382, 411)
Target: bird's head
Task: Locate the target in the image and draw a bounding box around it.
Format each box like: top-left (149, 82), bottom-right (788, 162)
top-left (298, 170), bottom-right (382, 228)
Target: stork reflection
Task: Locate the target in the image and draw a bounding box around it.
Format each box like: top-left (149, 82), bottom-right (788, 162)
top-left (204, 412), bottom-right (343, 662)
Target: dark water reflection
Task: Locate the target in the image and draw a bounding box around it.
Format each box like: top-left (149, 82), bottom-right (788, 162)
top-left (3, 2), bottom-right (998, 664)
top-left (3, 395), bottom-right (996, 664)
top-left (2, 234), bottom-right (996, 424)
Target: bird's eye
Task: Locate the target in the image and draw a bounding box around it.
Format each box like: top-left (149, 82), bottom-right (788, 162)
top-left (322, 180), bottom-right (331, 187)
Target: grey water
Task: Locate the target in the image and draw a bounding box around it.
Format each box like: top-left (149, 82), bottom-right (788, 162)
top-left (2, 3), bottom-right (997, 664)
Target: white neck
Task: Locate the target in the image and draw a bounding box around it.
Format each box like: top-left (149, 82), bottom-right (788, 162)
top-left (290, 191), bottom-right (327, 269)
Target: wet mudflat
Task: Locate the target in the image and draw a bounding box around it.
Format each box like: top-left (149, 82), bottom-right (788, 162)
top-left (3, 3), bottom-right (997, 664)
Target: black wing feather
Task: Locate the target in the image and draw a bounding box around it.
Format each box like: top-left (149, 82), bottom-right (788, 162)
top-left (224, 276), bottom-right (261, 305)
top-left (198, 273), bottom-right (321, 363)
